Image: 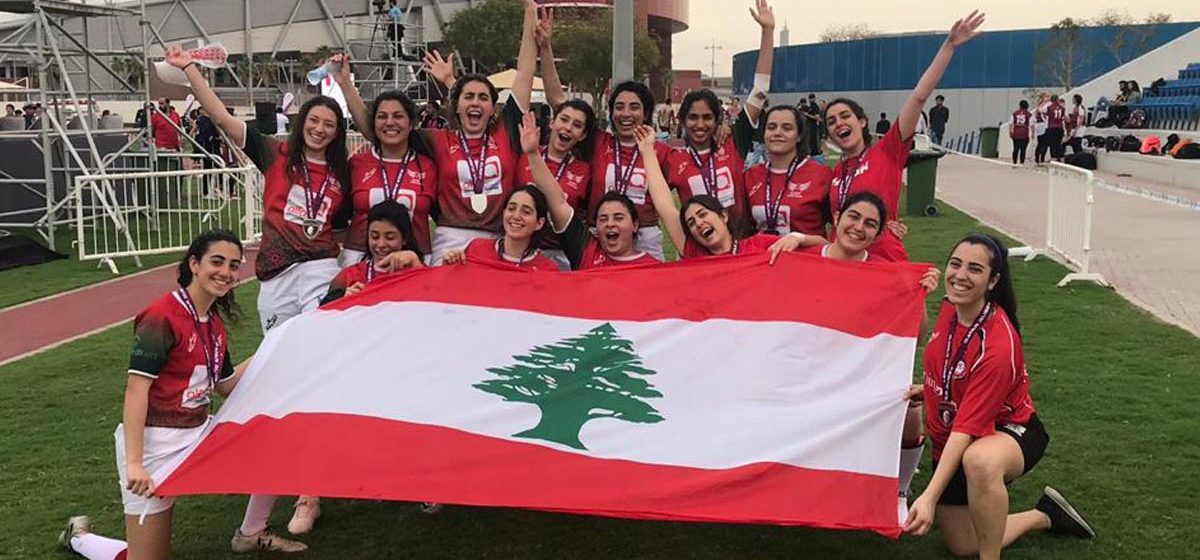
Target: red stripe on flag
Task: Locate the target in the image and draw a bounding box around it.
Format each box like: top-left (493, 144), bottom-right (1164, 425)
top-left (324, 253), bottom-right (928, 339)
top-left (157, 413), bottom-right (901, 538)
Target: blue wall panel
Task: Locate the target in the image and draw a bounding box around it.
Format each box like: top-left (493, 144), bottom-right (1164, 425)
top-left (734, 22), bottom-right (1200, 94)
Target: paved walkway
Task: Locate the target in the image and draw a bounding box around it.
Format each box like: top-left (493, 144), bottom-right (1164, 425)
top-left (935, 154), bottom-right (1200, 337)
top-left (0, 250), bottom-right (258, 367)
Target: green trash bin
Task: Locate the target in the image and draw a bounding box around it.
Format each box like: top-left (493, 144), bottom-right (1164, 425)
top-left (979, 126), bottom-right (1000, 158)
top-left (906, 149), bottom-right (946, 217)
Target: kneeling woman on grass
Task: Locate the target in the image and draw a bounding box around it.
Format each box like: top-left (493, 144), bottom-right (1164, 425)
top-left (905, 233), bottom-right (1095, 559)
top-left (60, 230), bottom-right (306, 560)
top-left (635, 125), bottom-right (802, 260)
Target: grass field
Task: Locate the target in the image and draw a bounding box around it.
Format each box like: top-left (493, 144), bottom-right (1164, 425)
top-left (2, 197), bottom-right (1199, 559)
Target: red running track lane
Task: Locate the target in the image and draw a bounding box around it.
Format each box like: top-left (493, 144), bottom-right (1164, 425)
top-left (0, 249), bottom-right (258, 367)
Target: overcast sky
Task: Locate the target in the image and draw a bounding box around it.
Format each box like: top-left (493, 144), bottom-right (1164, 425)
top-left (673, 0), bottom-right (1200, 77)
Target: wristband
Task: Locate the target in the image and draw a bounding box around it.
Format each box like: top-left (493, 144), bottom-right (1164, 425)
top-left (182, 61), bottom-right (197, 72)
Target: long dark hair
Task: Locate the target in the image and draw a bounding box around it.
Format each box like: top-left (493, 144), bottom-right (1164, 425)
top-left (286, 96), bottom-right (351, 202)
top-left (680, 194), bottom-right (750, 246)
top-left (608, 80), bottom-right (655, 126)
top-left (369, 90), bottom-right (433, 158)
top-left (504, 185), bottom-right (550, 250)
top-left (952, 233), bottom-right (1021, 335)
top-left (678, 89), bottom-right (723, 148)
top-left (177, 229), bottom-right (243, 321)
top-left (366, 199), bottom-right (423, 262)
top-left (823, 97), bottom-right (872, 148)
top-left (448, 74), bottom-right (499, 130)
top-left (763, 105), bottom-right (810, 157)
top-left (553, 99), bottom-right (596, 162)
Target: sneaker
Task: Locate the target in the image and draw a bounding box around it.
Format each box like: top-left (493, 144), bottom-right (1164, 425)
top-left (1035, 486), bottom-right (1096, 539)
top-left (58, 515), bottom-right (91, 551)
top-left (287, 496), bottom-right (321, 535)
top-left (231, 528), bottom-right (308, 553)
top-left (419, 502), bottom-right (444, 515)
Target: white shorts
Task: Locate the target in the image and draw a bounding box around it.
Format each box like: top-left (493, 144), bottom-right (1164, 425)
top-left (542, 249), bottom-right (571, 271)
top-left (635, 226), bottom-right (665, 261)
top-left (431, 226), bottom-right (499, 265)
top-left (257, 258), bottom-right (340, 333)
top-left (339, 248), bottom-right (366, 268)
top-left (114, 419), bottom-right (211, 516)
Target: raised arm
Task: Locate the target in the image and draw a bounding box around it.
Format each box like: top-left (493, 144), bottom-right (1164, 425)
top-left (519, 111), bottom-right (573, 231)
top-left (166, 46), bottom-right (244, 147)
top-left (333, 53), bottom-right (373, 143)
top-left (898, 11), bottom-right (984, 141)
top-left (423, 50), bottom-right (457, 93)
top-left (536, 8), bottom-right (565, 108)
top-left (511, 0), bottom-right (538, 110)
top-left (744, 0), bottom-right (776, 126)
top-left (636, 125), bottom-right (685, 252)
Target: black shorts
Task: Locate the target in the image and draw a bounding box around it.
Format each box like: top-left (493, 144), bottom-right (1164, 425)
top-left (933, 414), bottom-right (1049, 506)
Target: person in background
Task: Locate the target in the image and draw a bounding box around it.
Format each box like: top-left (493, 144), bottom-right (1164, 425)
top-left (803, 93), bottom-right (822, 157)
top-left (195, 108), bottom-right (223, 197)
top-left (275, 107), bottom-right (289, 135)
top-left (929, 94), bottom-right (949, 144)
top-left (4, 103), bottom-right (14, 117)
top-left (727, 97), bottom-right (742, 121)
top-left (386, 0), bottom-right (405, 59)
top-left (875, 112), bottom-right (891, 136)
top-left (1066, 94), bottom-right (1086, 155)
top-left (1032, 92), bottom-right (1050, 165)
top-left (151, 98), bottom-right (183, 171)
top-left (1008, 100), bottom-right (1032, 166)
top-left (1044, 94), bottom-right (1067, 163)
top-left (101, 109), bottom-right (112, 118)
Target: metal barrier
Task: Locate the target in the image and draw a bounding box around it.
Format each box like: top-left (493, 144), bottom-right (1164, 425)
top-left (1043, 163), bottom-right (1108, 287)
top-left (73, 166), bottom-right (263, 273)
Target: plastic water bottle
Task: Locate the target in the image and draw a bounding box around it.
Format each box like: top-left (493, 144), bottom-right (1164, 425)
top-left (307, 61), bottom-right (341, 86)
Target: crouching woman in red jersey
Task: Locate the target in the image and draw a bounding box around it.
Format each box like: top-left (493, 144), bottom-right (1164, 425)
top-left (904, 234), bottom-right (1094, 559)
top-left (322, 200), bottom-right (425, 303)
top-left (441, 183), bottom-right (560, 271)
top-left (59, 231), bottom-right (305, 560)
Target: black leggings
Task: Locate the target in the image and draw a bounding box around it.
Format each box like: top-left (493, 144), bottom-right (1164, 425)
top-left (1012, 138), bottom-right (1029, 164)
top-left (1034, 133), bottom-right (1050, 164)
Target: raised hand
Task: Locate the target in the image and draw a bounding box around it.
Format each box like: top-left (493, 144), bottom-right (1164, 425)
top-left (518, 110), bottom-right (540, 155)
top-left (749, 0), bottom-right (775, 30)
top-left (535, 8), bottom-right (555, 50)
top-left (165, 46), bottom-right (193, 70)
top-left (946, 10), bottom-right (985, 49)
top-left (423, 50), bottom-right (455, 87)
top-left (330, 53), bottom-right (351, 85)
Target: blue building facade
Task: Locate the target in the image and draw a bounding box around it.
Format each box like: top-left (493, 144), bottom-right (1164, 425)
top-left (733, 22), bottom-right (1200, 95)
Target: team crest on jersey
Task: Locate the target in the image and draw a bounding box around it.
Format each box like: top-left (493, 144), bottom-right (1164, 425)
top-left (790, 181), bottom-right (811, 194)
top-left (187, 333), bottom-right (197, 353)
top-left (833, 161), bottom-right (871, 188)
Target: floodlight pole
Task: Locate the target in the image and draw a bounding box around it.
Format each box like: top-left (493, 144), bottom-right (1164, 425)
top-left (612, 0), bottom-right (633, 83)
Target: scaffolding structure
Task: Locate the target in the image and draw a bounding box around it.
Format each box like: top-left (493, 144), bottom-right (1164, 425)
top-left (344, 10), bottom-right (432, 105)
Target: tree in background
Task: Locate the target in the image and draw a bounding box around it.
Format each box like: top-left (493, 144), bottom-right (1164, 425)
top-left (552, 9), bottom-right (659, 119)
top-left (1035, 18), bottom-right (1085, 90)
top-left (442, 0), bottom-right (525, 74)
top-left (819, 23), bottom-right (879, 43)
top-left (1089, 9), bottom-right (1175, 64)
top-left (1035, 11), bottom-right (1176, 89)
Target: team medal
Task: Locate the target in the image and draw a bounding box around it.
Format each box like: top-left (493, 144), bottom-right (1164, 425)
top-left (458, 131), bottom-right (492, 214)
top-left (299, 163), bottom-right (335, 240)
top-left (938, 400), bottom-right (957, 425)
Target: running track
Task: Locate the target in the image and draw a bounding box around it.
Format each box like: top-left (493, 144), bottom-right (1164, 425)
top-left (0, 250), bottom-right (258, 367)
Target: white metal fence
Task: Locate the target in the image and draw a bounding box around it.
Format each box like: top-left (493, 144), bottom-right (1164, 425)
top-left (1043, 163), bottom-right (1108, 287)
top-left (73, 165), bottom-right (263, 273)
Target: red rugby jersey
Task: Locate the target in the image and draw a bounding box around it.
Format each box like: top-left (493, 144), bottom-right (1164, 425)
top-left (829, 123), bottom-right (910, 262)
top-left (345, 149), bottom-right (437, 255)
top-left (922, 300), bottom-right (1036, 460)
top-left (587, 131), bottom-right (672, 227)
top-left (681, 232), bottom-right (780, 259)
top-left (666, 137), bottom-right (749, 223)
top-left (463, 237), bottom-right (560, 271)
top-left (744, 157), bottom-right (832, 237)
top-left (425, 99), bottom-right (524, 233)
top-left (128, 291), bottom-right (234, 429)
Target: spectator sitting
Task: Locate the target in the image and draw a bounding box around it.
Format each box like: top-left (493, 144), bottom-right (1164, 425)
top-left (875, 112), bottom-right (891, 136)
top-left (1124, 80), bottom-right (1142, 104)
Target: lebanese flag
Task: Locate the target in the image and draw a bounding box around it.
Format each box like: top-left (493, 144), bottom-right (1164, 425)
top-left (155, 253), bottom-right (927, 537)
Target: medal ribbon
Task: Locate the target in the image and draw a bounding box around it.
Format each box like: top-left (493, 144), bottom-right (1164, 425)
top-left (176, 288), bottom-right (221, 387)
top-left (611, 138), bottom-right (640, 195)
top-left (836, 146), bottom-right (872, 212)
top-left (496, 238), bottom-right (535, 267)
top-left (456, 130), bottom-right (492, 194)
top-left (378, 149), bottom-right (416, 202)
top-left (365, 258), bottom-right (377, 284)
top-left (765, 156), bottom-right (804, 231)
top-left (299, 162), bottom-right (336, 224)
top-left (686, 145), bottom-right (719, 198)
top-left (542, 147), bottom-right (572, 184)
top-left (939, 302), bottom-right (995, 411)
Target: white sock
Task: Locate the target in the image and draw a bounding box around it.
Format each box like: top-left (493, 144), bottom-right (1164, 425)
top-left (898, 442), bottom-right (925, 497)
top-left (70, 533), bottom-right (127, 560)
top-left (239, 494), bottom-right (278, 536)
